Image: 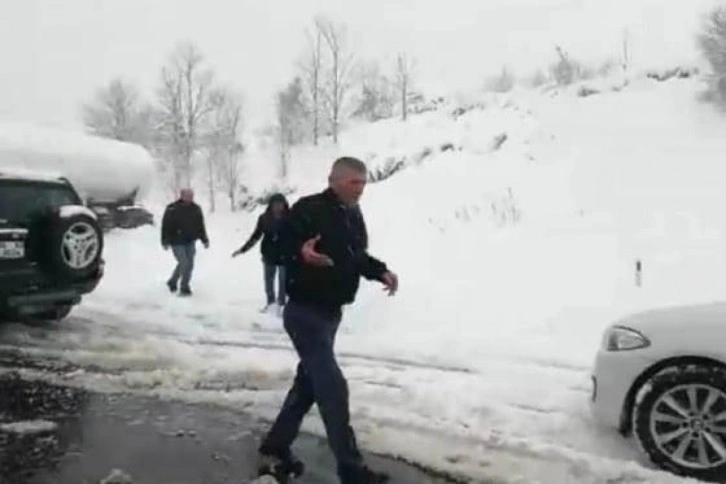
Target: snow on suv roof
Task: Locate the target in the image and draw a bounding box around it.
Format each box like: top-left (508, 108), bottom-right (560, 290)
top-left (0, 168), bottom-right (68, 184)
top-left (0, 122), bottom-right (154, 202)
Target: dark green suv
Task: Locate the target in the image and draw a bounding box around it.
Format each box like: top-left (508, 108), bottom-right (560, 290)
top-left (0, 171), bottom-right (104, 321)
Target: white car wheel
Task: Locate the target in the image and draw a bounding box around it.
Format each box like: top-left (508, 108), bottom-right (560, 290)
top-left (635, 366), bottom-right (726, 482)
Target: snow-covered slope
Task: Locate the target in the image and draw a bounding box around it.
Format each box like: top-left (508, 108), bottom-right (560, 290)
top-left (3, 71), bottom-right (724, 483)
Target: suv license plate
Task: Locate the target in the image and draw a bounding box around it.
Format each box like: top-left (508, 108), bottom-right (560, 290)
top-left (0, 241), bottom-right (24, 259)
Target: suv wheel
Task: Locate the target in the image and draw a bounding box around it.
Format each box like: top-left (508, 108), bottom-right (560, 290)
top-left (33, 304), bottom-right (73, 321)
top-left (634, 366), bottom-right (726, 482)
top-left (46, 210), bottom-right (103, 280)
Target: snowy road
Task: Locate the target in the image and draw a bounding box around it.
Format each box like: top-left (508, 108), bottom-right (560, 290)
top-left (0, 374), bottom-right (457, 484)
top-left (0, 304), bottom-right (697, 483)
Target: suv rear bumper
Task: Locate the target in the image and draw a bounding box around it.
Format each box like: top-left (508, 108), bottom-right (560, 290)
top-left (0, 267), bottom-right (102, 314)
top-left (7, 290), bottom-right (82, 313)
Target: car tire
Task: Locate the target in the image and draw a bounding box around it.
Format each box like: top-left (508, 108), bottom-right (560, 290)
top-left (45, 211), bottom-right (104, 281)
top-left (32, 304), bottom-right (73, 321)
top-left (634, 366), bottom-right (726, 482)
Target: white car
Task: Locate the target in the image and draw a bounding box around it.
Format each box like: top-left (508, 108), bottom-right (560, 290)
top-left (592, 302), bottom-right (726, 482)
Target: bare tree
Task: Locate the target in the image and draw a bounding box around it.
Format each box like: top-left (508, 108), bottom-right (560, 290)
top-left (699, 6), bottom-right (726, 101)
top-left (299, 20), bottom-right (325, 145)
top-left (318, 18), bottom-right (355, 144)
top-left (155, 42), bottom-right (217, 192)
top-left (395, 53), bottom-right (415, 121)
top-left (276, 98), bottom-right (291, 179)
top-left (352, 60), bottom-right (394, 121)
top-left (206, 89), bottom-right (244, 211)
top-left (82, 78), bottom-right (151, 145)
top-left (275, 78), bottom-right (307, 178)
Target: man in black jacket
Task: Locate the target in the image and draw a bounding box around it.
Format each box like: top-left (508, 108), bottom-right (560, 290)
top-left (161, 188), bottom-right (209, 296)
top-left (257, 157), bottom-right (398, 484)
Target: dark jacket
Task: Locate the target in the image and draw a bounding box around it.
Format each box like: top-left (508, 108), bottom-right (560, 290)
top-left (161, 200), bottom-right (209, 247)
top-left (237, 194), bottom-right (290, 265)
top-left (283, 188), bottom-right (388, 309)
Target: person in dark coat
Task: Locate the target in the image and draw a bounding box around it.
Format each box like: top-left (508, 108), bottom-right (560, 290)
top-left (232, 193), bottom-right (290, 311)
top-left (161, 188), bottom-right (209, 296)
top-left (257, 157), bottom-right (398, 484)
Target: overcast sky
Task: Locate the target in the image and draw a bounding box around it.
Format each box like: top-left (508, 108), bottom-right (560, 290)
top-left (0, 0), bottom-right (716, 131)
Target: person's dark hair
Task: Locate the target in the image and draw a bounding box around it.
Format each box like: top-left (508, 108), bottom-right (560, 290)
top-left (263, 193), bottom-right (289, 217)
top-left (331, 156), bottom-right (367, 175)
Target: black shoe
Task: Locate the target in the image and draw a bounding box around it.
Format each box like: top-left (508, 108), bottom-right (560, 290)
top-left (166, 280), bottom-right (177, 293)
top-left (258, 445), bottom-right (305, 481)
top-left (179, 287), bottom-right (192, 296)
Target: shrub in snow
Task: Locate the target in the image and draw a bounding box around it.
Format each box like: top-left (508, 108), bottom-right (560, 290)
top-left (451, 102), bottom-right (487, 121)
top-left (490, 188), bottom-right (522, 227)
top-left (577, 86), bottom-right (601, 98)
top-left (645, 66), bottom-right (697, 82)
top-left (368, 156), bottom-right (406, 183)
top-left (549, 46), bottom-right (587, 86)
top-left (490, 133), bottom-right (508, 151)
top-left (415, 147), bottom-right (433, 164)
top-left (527, 69), bottom-right (549, 88)
top-left (407, 93), bottom-right (444, 116)
top-left (484, 67), bottom-right (516, 93)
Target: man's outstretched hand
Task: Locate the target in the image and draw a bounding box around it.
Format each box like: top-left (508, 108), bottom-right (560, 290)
top-left (381, 271), bottom-right (398, 296)
top-left (301, 235), bottom-right (334, 267)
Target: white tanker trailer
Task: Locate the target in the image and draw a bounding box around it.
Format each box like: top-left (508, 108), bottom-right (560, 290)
top-left (0, 122), bottom-right (156, 230)
top-left (0, 122), bottom-right (154, 205)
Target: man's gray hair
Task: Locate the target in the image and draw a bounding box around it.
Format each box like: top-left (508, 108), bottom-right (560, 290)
top-left (331, 157), bottom-right (367, 175)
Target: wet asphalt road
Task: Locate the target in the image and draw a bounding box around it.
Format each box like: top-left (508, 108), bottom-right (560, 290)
top-left (0, 372), bottom-right (465, 484)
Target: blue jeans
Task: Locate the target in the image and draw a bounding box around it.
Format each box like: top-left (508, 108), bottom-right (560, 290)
top-left (261, 301), bottom-right (364, 479)
top-left (264, 262), bottom-right (286, 305)
top-left (169, 243), bottom-right (196, 290)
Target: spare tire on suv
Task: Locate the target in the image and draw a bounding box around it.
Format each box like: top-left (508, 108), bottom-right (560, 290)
top-left (42, 207), bottom-right (104, 281)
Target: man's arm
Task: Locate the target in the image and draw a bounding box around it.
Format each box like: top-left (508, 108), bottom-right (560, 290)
top-left (197, 205), bottom-right (209, 246)
top-left (160, 205), bottom-right (172, 247)
top-left (359, 253), bottom-right (388, 281)
top-left (350, 206), bottom-right (388, 280)
top-left (236, 216), bottom-right (264, 254)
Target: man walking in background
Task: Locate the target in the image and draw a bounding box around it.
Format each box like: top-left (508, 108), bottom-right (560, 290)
top-left (257, 157), bottom-right (398, 484)
top-left (161, 188), bottom-right (209, 296)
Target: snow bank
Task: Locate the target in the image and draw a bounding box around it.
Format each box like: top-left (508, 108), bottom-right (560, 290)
top-left (0, 419), bottom-right (57, 434)
top-left (0, 122), bottom-right (155, 204)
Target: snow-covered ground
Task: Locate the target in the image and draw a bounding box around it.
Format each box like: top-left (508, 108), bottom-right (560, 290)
top-left (3, 71), bottom-right (725, 483)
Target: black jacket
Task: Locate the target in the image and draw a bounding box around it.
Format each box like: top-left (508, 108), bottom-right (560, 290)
top-left (283, 188), bottom-right (388, 309)
top-left (238, 213), bottom-right (288, 264)
top-left (161, 200), bottom-right (209, 246)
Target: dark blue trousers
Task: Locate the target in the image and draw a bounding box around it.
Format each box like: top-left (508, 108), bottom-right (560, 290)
top-left (261, 300), bottom-right (364, 480)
